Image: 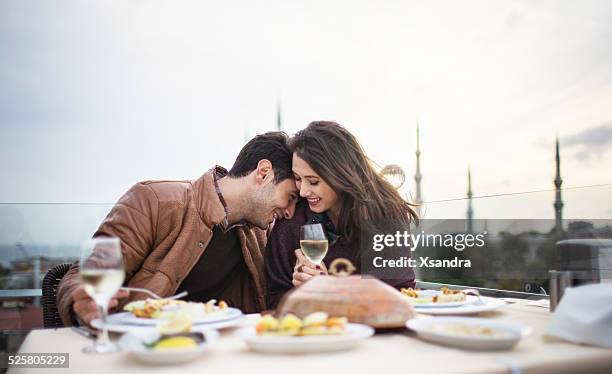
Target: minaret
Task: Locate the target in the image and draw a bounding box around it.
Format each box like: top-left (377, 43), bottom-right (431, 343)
top-left (276, 100), bottom-right (282, 131)
top-left (467, 166), bottom-right (474, 233)
top-left (554, 137), bottom-right (564, 237)
top-left (414, 122), bottom-right (423, 215)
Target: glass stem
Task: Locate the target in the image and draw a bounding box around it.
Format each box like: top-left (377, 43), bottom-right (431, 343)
top-left (96, 300), bottom-right (111, 346)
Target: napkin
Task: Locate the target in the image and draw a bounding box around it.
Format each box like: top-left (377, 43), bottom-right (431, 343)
top-left (545, 283), bottom-right (612, 348)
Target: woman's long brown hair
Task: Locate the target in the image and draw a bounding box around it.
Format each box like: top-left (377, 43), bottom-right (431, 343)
top-left (289, 121), bottom-right (419, 244)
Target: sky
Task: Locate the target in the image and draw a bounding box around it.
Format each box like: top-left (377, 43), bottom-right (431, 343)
top-left (1, 0), bottom-right (612, 247)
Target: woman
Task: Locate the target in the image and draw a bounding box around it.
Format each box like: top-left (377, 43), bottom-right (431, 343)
top-left (265, 121), bottom-right (418, 309)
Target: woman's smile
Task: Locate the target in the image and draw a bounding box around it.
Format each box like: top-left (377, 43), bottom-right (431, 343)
top-left (306, 197), bottom-right (321, 208)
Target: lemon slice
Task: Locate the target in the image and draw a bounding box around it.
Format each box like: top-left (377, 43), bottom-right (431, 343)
top-left (158, 314), bottom-right (192, 335)
top-left (154, 336), bottom-right (197, 350)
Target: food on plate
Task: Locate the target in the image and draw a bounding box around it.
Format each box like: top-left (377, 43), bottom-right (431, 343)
top-left (256, 312), bottom-right (347, 336)
top-left (123, 298), bottom-right (229, 319)
top-left (136, 331), bottom-right (206, 351)
top-left (400, 287), bottom-right (431, 304)
top-left (136, 316), bottom-right (206, 352)
top-left (433, 287), bottom-right (467, 303)
top-left (256, 314), bottom-right (280, 332)
top-left (153, 336), bottom-right (198, 350)
top-left (427, 323), bottom-right (513, 338)
top-left (278, 313), bottom-right (303, 333)
top-left (401, 287), bottom-right (466, 304)
top-left (124, 299), bottom-right (184, 318)
top-left (400, 288), bottom-right (419, 298)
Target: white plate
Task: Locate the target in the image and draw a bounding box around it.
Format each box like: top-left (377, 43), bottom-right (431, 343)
top-left (117, 328), bottom-right (219, 364)
top-left (408, 292), bottom-right (480, 308)
top-left (92, 312), bottom-right (245, 333)
top-left (236, 323), bottom-right (374, 353)
top-left (406, 316), bottom-right (531, 350)
top-left (415, 297), bottom-right (506, 315)
top-left (114, 307), bottom-right (242, 325)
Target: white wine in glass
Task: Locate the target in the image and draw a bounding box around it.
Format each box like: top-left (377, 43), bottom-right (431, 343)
top-left (80, 237), bottom-right (125, 354)
top-left (300, 223), bottom-right (329, 265)
top-left (81, 269), bottom-right (125, 300)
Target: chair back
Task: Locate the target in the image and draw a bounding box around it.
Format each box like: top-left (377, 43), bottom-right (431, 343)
top-left (42, 263), bottom-right (73, 328)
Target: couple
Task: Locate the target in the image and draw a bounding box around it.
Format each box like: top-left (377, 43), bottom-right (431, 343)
top-left (57, 121), bottom-right (417, 326)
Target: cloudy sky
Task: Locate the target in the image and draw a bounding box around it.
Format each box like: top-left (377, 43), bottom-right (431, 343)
top-left (1, 0), bottom-right (612, 246)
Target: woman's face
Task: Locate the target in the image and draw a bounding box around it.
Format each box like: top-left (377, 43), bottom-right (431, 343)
top-left (292, 153), bottom-right (339, 214)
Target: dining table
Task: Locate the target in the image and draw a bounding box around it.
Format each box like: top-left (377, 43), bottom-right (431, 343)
top-left (7, 298), bottom-right (612, 374)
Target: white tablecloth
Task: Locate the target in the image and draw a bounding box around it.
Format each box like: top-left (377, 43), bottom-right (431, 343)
top-left (9, 299), bottom-right (612, 374)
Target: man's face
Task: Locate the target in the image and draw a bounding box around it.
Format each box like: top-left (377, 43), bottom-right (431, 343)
top-left (248, 176), bottom-right (299, 230)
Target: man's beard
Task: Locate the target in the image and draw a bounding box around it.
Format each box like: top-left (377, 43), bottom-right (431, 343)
top-left (245, 183), bottom-right (276, 229)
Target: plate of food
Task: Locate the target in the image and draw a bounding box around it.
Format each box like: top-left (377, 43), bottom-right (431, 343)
top-left (92, 298), bottom-right (244, 332)
top-left (119, 298), bottom-right (242, 325)
top-left (117, 315), bottom-right (219, 364)
top-left (401, 287), bottom-right (478, 308)
top-left (406, 316), bottom-right (531, 350)
top-left (236, 312), bottom-right (374, 353)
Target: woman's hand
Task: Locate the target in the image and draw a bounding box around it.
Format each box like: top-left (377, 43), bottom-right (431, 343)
top-left (292, 248), bottom-right (328, 287)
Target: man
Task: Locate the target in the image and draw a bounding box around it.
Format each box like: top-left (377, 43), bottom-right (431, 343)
top-left (57, 132), bottom-right (299, 326)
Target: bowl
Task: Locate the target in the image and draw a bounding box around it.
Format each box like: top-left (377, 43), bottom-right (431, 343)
top-left (118, 327), bottom-right (219, 364)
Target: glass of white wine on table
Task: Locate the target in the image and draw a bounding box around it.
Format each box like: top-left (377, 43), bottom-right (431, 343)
top-left (300, 223), bottom-right (329, 266)
top-left (79, 237), bottom-right (125, 353)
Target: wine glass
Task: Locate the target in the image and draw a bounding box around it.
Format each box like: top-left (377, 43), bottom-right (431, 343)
top-left (79, 237), bottom-right (125, 353)
top-left (299, 223), bottom-right (329, 265)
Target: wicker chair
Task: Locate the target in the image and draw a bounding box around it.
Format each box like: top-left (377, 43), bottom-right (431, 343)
top-left (42, 263), bottom-right (73, 328)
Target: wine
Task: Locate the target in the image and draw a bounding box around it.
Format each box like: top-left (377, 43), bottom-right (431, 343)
top-left (81, 269), bottom-right (125, 302)
top-left (300, 240), bottom-right (329, 264)
top-left (79, 237), bottom-right (124, 354)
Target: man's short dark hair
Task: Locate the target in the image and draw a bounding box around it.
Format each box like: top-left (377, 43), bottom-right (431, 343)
top-left (228, 131), bottom-right (293, 183)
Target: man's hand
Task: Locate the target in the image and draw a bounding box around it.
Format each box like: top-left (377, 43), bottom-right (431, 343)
top-left (71, 286), bottom-right (129, 326)
top-left (292, 248), bottom-right (328, 287)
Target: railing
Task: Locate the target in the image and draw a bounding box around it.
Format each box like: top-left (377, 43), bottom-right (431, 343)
top-left (416, 281), bottom-right (547, 300)
top-left (0, 289), bottom-right (42, 298)
top-left (0, 184), bottom-right (610, 299)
